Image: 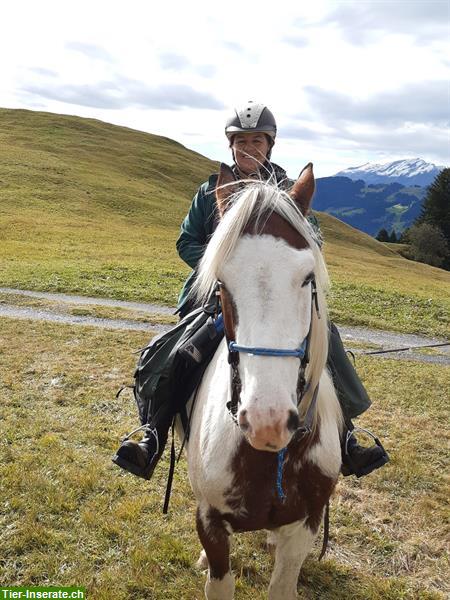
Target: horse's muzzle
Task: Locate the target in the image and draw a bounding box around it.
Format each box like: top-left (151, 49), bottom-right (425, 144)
top-left (238, 408), bottom-right (298, 452)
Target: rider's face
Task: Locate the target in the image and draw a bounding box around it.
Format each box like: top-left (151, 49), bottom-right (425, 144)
top-left (232, 132), bottom-right (271, 175)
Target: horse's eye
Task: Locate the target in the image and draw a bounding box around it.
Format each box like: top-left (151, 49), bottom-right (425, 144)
top-left (301, 272), bottom-right (314, 287)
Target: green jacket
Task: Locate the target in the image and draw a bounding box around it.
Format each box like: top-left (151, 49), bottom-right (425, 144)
top-left (176, 164), bottom-right (322, 313)
top-left (176, 173), bottom-right (219, 313)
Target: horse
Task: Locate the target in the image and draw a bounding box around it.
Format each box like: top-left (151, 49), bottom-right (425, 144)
top-left (182, 163), bottom-right (343, 599)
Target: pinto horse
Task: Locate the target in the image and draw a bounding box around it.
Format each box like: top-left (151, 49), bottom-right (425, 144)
top-left (184, 163), bottom-right (343, 599)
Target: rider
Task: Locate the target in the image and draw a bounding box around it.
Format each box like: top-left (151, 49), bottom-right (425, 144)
top-left (113, 101), bottom-right (389, 481)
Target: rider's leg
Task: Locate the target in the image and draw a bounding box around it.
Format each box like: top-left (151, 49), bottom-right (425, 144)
top-left (341, 419), bottom-right (390, 478)
top-left (112, 403), bottom-right (173, 480)
top-left (112, 314), bottom-right (223, 480)
top-left (327, 322), bottom-right (389, 477)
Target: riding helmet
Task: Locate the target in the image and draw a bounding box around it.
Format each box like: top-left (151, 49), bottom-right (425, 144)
top-left (225, 101), bottom-right (277, 141)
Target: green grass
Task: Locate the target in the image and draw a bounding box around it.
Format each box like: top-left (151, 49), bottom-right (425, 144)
top-left (0, 108), bottom-right (449, 337)
top-left (0, 317), bottom-right (448, 599)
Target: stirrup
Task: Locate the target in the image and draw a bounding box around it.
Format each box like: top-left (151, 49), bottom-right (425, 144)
top-left (344, 425), bottom-right (385, 455)
top-left (112, 424), bottom-right (160, 480)
top-left (342, 426), bottom-right (389, 478)
top-left (120, 423), bottom-right (160, 455)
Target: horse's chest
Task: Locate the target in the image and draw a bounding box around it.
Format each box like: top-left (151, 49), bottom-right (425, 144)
top-left (223, 441), bottom-right (336, 533)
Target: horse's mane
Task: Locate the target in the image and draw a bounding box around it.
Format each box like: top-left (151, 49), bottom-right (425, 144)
top-left (192, 182), bottom-right (335, 427)
top-left (194, 181), bottom-right (329, 306)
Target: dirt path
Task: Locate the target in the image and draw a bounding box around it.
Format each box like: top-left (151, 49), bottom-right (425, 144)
top-left (1, 287), bottom-right (448, 364)
top-left (0, 287), bottom-right (174, 314)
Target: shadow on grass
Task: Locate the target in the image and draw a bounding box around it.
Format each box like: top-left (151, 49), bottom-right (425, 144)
top-left (298, 557), bottom-right (441, 600)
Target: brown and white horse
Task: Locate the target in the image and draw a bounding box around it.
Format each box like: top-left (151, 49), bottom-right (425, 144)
top-left (184, 164), bottom-right (343, 599)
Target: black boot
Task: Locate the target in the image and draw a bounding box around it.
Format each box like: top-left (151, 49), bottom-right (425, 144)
top-left (112, 424), bottom-right (167, 480)
top-left (341, 426), bottom-right (389, 478)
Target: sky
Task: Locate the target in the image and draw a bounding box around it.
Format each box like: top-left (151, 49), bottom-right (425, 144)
top-left (1, 0), bottom-right (449, 178)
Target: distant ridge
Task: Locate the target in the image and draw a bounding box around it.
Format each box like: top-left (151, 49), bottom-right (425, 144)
top-left (314, 176), bottom-right (425, 236)
top-left (335, 158), bottom-right (446, 187)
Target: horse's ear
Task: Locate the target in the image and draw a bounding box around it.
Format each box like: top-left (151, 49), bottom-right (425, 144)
top-left (289, 162), bottom-right (315, 215)
top-left (216, 163), bottom-right (238, 216)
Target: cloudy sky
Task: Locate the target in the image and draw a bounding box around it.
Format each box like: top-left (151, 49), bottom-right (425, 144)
top-left (2, 0), bottom-right (449, 177)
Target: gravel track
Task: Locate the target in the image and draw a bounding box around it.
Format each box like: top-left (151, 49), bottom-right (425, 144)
top-left (1, 287), bottom-right (448, 364)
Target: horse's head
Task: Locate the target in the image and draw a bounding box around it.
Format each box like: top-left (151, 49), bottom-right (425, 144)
top-left (196, 164), bottom-right (329, 452)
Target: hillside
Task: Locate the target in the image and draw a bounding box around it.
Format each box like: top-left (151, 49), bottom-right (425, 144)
top-left (0, 107), bottom-right (217, 304)
top-left (0, 108), bottom-right (449, 336)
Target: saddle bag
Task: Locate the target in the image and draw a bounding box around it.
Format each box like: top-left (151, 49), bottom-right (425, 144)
top-left (132, 301), bottom-right (222, 431)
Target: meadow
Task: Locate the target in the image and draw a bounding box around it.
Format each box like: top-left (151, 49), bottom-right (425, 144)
top-left (1, 108), bottom-right (449, 338)
top-left (0, 317), bottom-right (448, 599)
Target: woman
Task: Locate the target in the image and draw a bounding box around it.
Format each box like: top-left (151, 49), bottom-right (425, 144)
top-left (113, 102), bottom-right (389, 481)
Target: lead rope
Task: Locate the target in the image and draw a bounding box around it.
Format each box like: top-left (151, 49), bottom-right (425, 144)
top-left (276, 447), bottom-right (287, 500)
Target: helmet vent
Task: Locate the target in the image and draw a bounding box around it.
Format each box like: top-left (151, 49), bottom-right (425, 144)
top-left (225, 102), bottom-right (277, 139)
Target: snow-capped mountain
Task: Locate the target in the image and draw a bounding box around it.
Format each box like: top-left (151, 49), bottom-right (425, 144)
top-left (334, 158), bottom-right (446, 187)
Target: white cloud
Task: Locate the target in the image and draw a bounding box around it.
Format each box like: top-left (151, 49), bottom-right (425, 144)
top-left (1, 0), bottom-right (448, 177)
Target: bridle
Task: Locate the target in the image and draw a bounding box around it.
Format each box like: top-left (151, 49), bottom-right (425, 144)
top-left (216, 275), bottom-right (321, 440)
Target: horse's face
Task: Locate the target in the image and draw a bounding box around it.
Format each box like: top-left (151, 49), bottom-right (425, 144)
top-left (219, 234), bottom-right (315, 452)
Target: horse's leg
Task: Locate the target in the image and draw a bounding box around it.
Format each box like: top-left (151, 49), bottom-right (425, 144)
top-left (196, 504), bottom-right (235, 600)
top-left (268, 520), bottom-right (317, 600)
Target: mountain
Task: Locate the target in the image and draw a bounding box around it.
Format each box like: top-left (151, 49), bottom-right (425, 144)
top-left (314, 176), bottom-right (425, 236)
top-left (334, 158), bottom-right (446, 187)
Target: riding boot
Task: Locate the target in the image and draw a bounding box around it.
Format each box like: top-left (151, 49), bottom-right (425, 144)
top-left (327, 321), bottom-right (389, 477)
top-left (112, 422), bottom-right (168, 480)
top-left (341, 421), bottom-right (389, 478)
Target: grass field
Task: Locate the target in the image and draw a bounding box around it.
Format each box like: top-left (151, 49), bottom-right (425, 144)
top-left (1, 317), bottom-right (448, 599)
top-left (1, 108), bottom-right (449, 338)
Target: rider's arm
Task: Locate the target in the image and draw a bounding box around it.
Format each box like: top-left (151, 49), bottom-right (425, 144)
top-left (176, 181), bottom-right (216, 269)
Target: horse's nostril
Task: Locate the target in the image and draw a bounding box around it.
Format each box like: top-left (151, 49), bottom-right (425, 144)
top-left (238, 409), bottom-right (250, 432)
top-left (287, 410), bottom-right (300, 432)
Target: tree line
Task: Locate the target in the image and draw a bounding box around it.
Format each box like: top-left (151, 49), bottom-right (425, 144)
top-left (376, 168), bottom-right (449, 270)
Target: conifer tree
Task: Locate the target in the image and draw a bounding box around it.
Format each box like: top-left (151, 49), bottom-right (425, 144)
top-left (416, 168), bottom-right (450, 244)
top-left (376, 228), bottom-right (389, 242)
top-left (389, 230), bottom-right (397, 243)
top-left (414, 168), bottom-right (450, 268)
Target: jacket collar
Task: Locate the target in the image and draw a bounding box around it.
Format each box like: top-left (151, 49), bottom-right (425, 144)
top-left (231, 161), bottom-right (289, 189)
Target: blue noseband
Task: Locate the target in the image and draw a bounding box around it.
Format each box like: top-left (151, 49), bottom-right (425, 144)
top-left (228, 338), bottom-right (308, 359)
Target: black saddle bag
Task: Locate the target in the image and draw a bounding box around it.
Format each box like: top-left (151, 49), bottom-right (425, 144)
top-left (132, 302), bottom-right (222, 431)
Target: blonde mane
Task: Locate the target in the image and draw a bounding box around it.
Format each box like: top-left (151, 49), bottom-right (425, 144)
top-left (193, 181), bottom-right (332, 424)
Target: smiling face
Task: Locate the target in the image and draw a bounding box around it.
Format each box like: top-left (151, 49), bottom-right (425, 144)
top-left (231, 132), bottom-right (271, 175)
